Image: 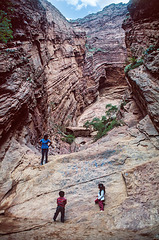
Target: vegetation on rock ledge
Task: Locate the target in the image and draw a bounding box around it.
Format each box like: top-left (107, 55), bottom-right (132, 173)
top-left (0, 0), bottom-right (14, 43)
top-left (83, 104), bottom-right (123, 141)
top-left (52, 124), bottom-right (75, 144)
top-left (124, 43), bottom-right (159, 74)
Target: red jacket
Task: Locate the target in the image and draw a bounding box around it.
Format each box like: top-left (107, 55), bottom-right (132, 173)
top-left (57, 197), bottom-right (67, 208)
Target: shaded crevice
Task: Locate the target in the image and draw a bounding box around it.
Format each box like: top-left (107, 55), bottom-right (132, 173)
top-left (122, 172), bottom-right (128, 197)
top-left (0, 104), bottom-right (28, 147)
top-left (0, 221), bottom-right (51, 236)
top-left (98, 76), bottom-right (107, 91)
top-left (0, 181), bottom-right (18, 205)
top-left (34, 40), bottom-right (43, 66)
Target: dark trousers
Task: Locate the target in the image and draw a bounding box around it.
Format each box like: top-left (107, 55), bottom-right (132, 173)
top-left (41, 149), bottom-right (48, 165)
top-left (53, 206), bottom-right (65, 223)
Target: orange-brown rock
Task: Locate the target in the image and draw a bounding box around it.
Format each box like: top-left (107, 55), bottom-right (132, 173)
top-left (122, 0), bottom-right (159, 132)
top-left (66, 127), bottom-right (91, 137)
top-left (0, 119), bottom-right (159, 240)
top-left (0, 0), bottom-right (87, 160)
top-left (70, 3), bottom-right (128, 99)
top-left (0, 0), bottom-right (159, 239)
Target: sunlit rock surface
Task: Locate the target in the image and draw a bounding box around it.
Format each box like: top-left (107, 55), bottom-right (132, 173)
top-left (0, 127), bottom-right (159, 239)
top-left (0, 0), bottom-right (159, 239)
top-left (0, 90), bottom-right (159, 239)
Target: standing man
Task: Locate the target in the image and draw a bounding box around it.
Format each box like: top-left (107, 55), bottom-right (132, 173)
top-left (39, 134), bottom-right (52, 165)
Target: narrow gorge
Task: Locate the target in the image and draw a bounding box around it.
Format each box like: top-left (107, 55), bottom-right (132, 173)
top-left (0, 0), bottom-right (159, 239)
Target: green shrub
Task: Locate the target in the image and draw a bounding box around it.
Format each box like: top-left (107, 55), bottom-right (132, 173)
top-left (83, 104), bottom-right (122, 141)
top-left (128, 56), bottom-right (137, 64)
top-left (0, 10), bottom-right (13, 43)
top-left (124, 63), bottom-right (132, 73)
top-left (124, 58), bottom-right (143, 73)
top-left (61, 134), bottom-right (75, 144)
top-left (83, 120), bottom-right (91, 129)
top-left (106, 118), bottom-right (121, 131)
top-left (88, 48), bottom-right (96, 52)
top-left (106, 104), bottom-right (118, 116)
top-left (96, 48), bottom-right (104, 52)
top-left (144, 45), bottom-right (155, 55)
top-left (53, 124), bottom-right (75, 144)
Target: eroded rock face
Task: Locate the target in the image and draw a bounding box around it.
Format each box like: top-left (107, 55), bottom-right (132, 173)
top-left (0, 0), bottom-right (87, 160)
top-left (0, 0), bottom-right (159, 239)
top-left (122, 0), bottom-right (159, 132)
top-left (0, 0), bottom-right (88, 211)
top-left (122, 0), bottom-right (159, 58)
top-left (70, 3), bottom-right (128, 100)
top-left (0, 0), bottom-right (50, 160)
top-left (0, 119), bottom-right (159, 240)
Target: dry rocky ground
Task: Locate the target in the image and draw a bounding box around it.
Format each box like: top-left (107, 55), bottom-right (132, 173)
top-left (0, 87), bottom-right (159, 240)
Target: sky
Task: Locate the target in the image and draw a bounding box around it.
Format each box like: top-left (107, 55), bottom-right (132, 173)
top-left (48, 0), bottom-right (129, 20)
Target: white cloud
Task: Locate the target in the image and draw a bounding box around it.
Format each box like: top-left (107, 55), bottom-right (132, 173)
top-left (66, 0), bottom-right (78, 5)
top-left (81, 0), bottom-right (99, 7)
top-left (76, 0), bottom-right (98, 9)
top-left (76, 3), bottom-right (85, 10)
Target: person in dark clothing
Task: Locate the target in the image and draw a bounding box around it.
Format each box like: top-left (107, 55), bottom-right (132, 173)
top-left (39, 134), bottom-right (52, 165)
top-left (53, 191), bottom-right (67, 223)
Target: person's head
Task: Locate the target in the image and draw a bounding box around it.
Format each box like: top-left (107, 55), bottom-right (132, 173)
top-left (44, 134), bottom-right (48, 140)
top-left (98, 183), bottom-right (105, 194)
top-left (59, 191), bottom-right (65, 197)
top-left (98, 183), bottom-right (104, 189)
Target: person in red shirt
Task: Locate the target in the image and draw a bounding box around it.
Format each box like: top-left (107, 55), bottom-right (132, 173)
top-left (53, 191), bottom-right (67, 223)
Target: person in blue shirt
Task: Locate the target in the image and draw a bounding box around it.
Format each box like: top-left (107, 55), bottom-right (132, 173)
top-left (39, 134), bottom-right (52, 165)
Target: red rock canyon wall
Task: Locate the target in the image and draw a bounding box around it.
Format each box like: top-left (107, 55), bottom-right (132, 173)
top-left (0, 0), bottom-right (87, 160)
top-left (122, 0), bottom-right (159, 132)
top-left (70, 3), bottom-right (128, 95)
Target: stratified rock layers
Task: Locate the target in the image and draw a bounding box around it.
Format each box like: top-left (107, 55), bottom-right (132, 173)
top-left (122, 0), bottom-right (159, 132)
top-left (0, 0), bottom-right (86, 159)
top-left (0, 1), bottom-right (129, 159)
top-left (70, 3), bottom-right (128, 95)
top-left (0, 0), bottom-right (159, 239)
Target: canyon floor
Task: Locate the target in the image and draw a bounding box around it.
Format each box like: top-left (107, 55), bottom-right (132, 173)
top-left (0, 86), bottom-right (159, 240)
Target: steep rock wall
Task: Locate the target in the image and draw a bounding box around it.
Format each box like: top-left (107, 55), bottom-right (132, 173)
top-left (70, 3), bottom-right (128, 96)
top-left (0, 0), bottom-right (50, 157)
top-left (0, 1), bottom-right (159, 239)
top-left (122, 0), bottom-right (159, 132)
top-left (0, 0), bottom-right (87, 160)
top-left (41, 0), bottom-right (87, 127)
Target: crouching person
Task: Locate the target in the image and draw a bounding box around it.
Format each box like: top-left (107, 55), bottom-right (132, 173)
top-left (95, 183), bottom-right (105, 212)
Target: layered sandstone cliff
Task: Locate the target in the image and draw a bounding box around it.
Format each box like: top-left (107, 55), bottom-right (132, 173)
top-left (0, 0), bottom-right (87, 160)
top-left (0, 1), bottom-right (129, 159)
top-left (0, 0), bottom-right (87, 206)
top-left (122, 0), bottom-right (159, 133)
top-left (0, 0), bottom-right (159, 239)
top-left (70, 3), bottom-right (128, 96)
